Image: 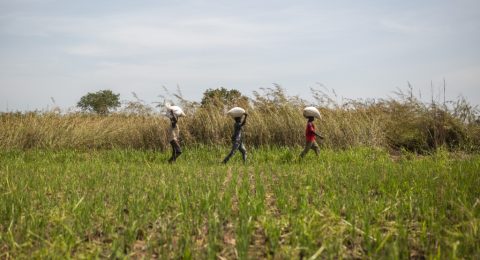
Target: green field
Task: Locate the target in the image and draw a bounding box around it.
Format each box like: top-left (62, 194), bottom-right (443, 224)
top-left (1, 147), bottom-right (479, 259)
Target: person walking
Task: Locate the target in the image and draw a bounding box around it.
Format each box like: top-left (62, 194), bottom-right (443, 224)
top-left (223, 113), bottom-right (248, 164)
top-left (300, 116), bottom-right (323, 158)
top-left (167, 110), bottom-right (182, 163)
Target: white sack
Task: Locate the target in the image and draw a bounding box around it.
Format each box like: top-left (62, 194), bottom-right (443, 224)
top-left (227, 107), bottom-right (246, 118)
top-left (303, 107), bottom-right (321, 119)
top-left (165, 104), bottom-right (186, 117)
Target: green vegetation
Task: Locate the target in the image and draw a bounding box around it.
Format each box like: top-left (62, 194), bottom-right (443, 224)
top-left (77, 90), bottom-right (121, 115)
top-left (1, 148), bottom-right (479, 258)
top-left (200, 87), bottom-right (249, 108)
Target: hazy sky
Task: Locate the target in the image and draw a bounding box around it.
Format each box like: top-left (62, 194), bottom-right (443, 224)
top-left (1, 0), bottom-right (479, 111)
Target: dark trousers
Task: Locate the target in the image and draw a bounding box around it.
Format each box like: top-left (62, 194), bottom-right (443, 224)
top-left (223, 141), bottom-right (247, 163)
top-left (168, 140), bottom-right (182, 163)
top-left (299, 140), bottom-right (319, 158)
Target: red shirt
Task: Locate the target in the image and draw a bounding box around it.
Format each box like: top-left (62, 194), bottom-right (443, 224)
top-left (306, 122), bottom-right (316, 142)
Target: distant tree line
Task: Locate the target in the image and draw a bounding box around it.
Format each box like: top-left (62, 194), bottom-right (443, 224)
top-left (77, 87), bottom-right (250, 115)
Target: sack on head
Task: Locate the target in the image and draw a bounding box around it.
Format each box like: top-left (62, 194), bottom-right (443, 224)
top-left (303, 107), bottom-right (321, 119)
top-left (227, 107), bottom-right (246, 118)
top-left (165, 103), bottom-right (186, 117)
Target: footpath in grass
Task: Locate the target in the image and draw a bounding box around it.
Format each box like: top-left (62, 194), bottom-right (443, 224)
top-left (0, 147), bottom-right (479, 259)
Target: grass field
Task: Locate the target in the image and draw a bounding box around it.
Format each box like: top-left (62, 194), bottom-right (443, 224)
top-left (1, 147), bottom-right (479, 259)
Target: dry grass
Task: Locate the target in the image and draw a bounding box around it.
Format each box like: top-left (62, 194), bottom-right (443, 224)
top-left (1, 87), bottom-right (478, 152)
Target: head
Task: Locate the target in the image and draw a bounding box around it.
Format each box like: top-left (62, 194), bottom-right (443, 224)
top-left (308, 117), bottom-right (314, 122)
top-left (234, 117), bottom-right (242, 123)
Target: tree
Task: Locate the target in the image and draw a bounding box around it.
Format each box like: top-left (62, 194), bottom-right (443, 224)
top-left (200, 87), bottom-right (249, 108)
top-left (77, 90), bottom-right (121, 114)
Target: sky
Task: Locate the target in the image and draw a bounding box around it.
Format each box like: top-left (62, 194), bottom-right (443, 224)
top-left (1, 0), bottom-right (479, 111)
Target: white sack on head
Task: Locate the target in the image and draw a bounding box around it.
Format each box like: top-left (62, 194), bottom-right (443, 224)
top-left (303, 107), bottom-right (321, 119)
top-left (165, 104), bottom-right (186, 117)
top-left (227, 107), bottom-right (246, 118)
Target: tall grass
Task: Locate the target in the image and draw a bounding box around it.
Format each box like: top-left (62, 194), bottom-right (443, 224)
top-left (1, 86), bottom-right (478, 152)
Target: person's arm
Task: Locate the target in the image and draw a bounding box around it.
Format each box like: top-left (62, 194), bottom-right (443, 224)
top-left (313, 125), bottom-right (324, 139)
top-left (307, 123), bottom-right (323, 139)
top-left (241, 113), bottom-right (248, 126)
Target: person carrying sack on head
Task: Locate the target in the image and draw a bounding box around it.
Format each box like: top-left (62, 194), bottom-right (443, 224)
top-left (223, 111), bottom-right (248, 164)
top-left (300, 116), bottom-right (324, 158)
top-left (300, 107), bottom-right (324, 158)
top-left (168, 110), bottom-right (182, 163)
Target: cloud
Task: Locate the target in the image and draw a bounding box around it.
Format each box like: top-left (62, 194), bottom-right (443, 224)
top-left (64, 44), bottom-right (107, 56)
top-left (53, 14), bottom-right (286, 57)
top-left (379, 19), bottom-right (431, 34)
top-left (103, 23), bottom-right (261, 48)
top-left (1, 0), bottom-right (480, 111)
top-left (2, 3), bottom-right (370, 59)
